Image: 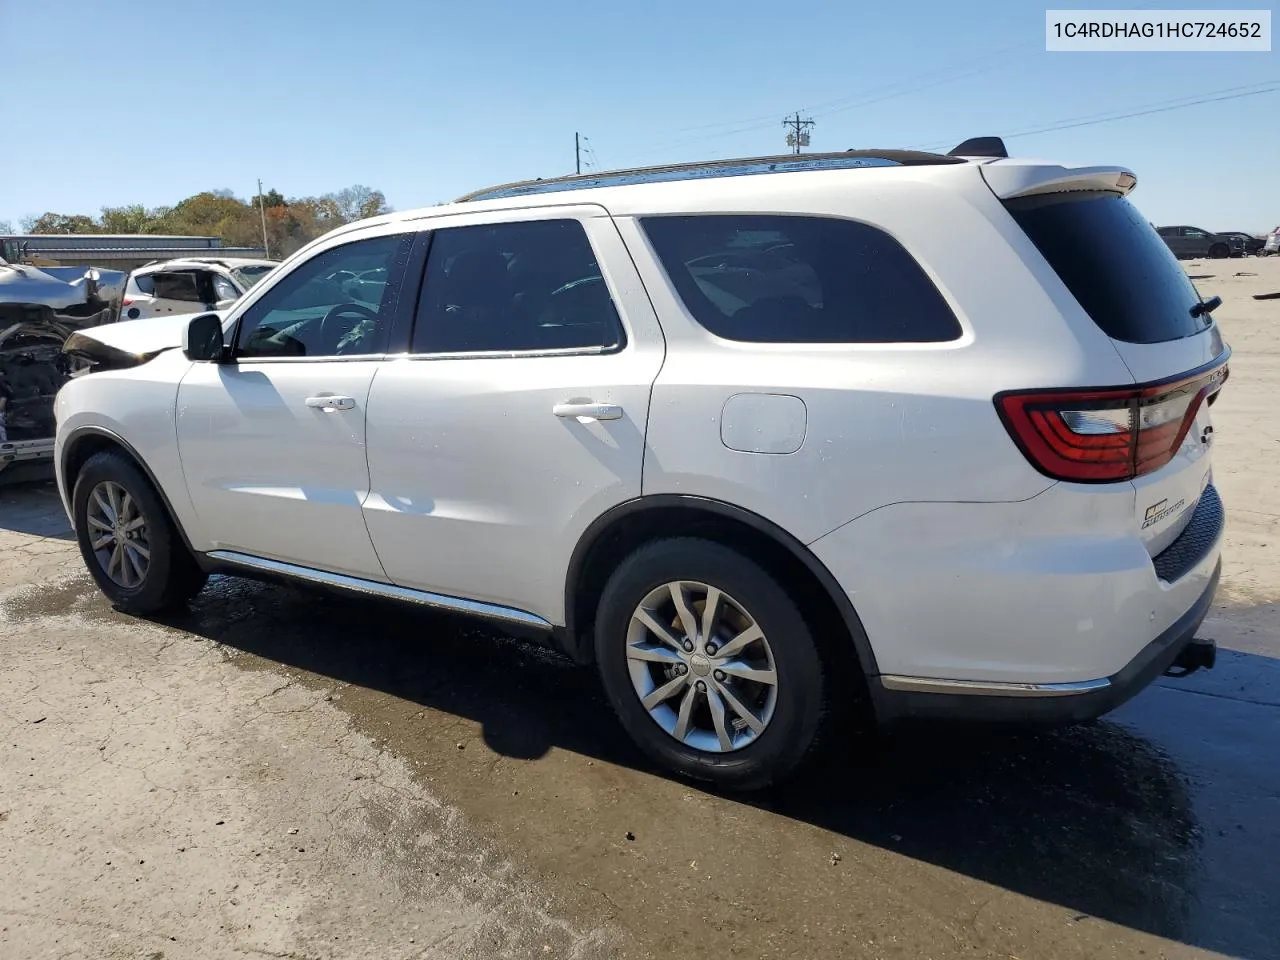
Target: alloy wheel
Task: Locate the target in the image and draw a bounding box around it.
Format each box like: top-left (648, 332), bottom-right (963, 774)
top-left (625, 581), bottom-right (778, 753)
top-left (86, 480), bottom-right (151, 589)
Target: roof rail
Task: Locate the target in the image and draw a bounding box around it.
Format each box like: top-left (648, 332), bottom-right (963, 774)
top-left (458, 149), bottom-right (963, 203)
top-left (947, 136), bottom-right (1009, 159)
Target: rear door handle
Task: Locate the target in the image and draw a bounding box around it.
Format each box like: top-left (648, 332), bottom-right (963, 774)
top-left (305, 395), bottom-right (356, 411)
top-left (553, 401), bottom-right (623, 421)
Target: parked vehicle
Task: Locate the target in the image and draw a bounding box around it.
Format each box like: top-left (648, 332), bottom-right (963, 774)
top-left (1221, 231), bottom-right (1265, 255)
top-left (1155, 225), bottom-right (1245, 259)
top-left (0, 257), bottom-right (125, 480)
top-left (55, 141), bottom-right (1227, 788)
top-left (121, 258), bottom-right (277, 321)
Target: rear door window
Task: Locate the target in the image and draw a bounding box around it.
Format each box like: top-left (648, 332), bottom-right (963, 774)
top-left (412, 219), bottom-right (623, 354)
top-left (1004, 192), bottom-right (1207, 344)
top-left (151, 271), bottom-right (202, 302)
top-left (640, 215), bottom-right (961, 343)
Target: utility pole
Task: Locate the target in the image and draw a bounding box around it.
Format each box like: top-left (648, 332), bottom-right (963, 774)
top-left (783, 112), bottom-right (815, 154)
top-left (257, 178), bottom-right (270, 259)
top-left (575, 132), bottom-right (581, 175)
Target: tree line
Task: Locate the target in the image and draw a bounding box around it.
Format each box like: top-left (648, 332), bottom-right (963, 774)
top-left (2, 185), bottom-right (392, 259)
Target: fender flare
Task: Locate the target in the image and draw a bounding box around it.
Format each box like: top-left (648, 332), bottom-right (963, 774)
top-left (563, 494), bottom-right (881, 678)
top-left (59, 424), bottom-right (200, 557)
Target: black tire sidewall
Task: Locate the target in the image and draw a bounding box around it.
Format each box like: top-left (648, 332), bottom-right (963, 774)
top-left (594, 538), bottom-right (826, 789)
top-left (72, 451), bottom-right (183, 613)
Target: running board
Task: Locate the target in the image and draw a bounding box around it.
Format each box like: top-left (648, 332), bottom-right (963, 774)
top-left (206, 550), bottom-right (553, 631)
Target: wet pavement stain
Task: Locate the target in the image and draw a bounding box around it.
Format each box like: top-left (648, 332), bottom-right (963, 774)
top-left (4, 567), bottom-right (1278, 958)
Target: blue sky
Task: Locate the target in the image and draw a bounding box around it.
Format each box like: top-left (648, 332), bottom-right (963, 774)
top-left (1, 0), bottom-right (1276, 231)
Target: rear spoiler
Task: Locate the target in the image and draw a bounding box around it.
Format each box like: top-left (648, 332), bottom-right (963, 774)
top-left (980, 160), bottom-right (1138, 200)
top-left (945, 135), bottom-right (1138, 200)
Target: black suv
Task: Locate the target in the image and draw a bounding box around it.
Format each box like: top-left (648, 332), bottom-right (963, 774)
top-left (1155, 225), bottom-right (1245, 259)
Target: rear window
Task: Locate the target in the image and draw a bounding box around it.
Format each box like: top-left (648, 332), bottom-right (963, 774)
top-left (641, 215), bottom-right (961, 343)
top-left (1003, 192), bottom-right (1207, 344)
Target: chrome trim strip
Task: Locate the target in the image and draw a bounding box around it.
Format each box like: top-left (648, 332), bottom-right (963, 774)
top-left (879, 674), bottom-right (1111, 698)
top-left (207, 550), bottom-right (553, 630)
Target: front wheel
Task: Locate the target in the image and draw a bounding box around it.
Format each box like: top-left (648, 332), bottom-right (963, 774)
top-left (594, 538), bottom-right (829, 790)
top-left (72, 450), bottom-right (207, 614)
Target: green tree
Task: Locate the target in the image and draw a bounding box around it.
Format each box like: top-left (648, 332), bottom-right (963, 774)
top-left (100, 204), bottom-right (155, 233)
top-left (27, 212), bottom-right (99, 234)
top-left (256, 188), bottom-right (288, 209)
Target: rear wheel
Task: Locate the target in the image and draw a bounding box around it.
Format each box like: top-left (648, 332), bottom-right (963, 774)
top-left (72, 450), bottom-right (207, 614)
top-left (594, 538), bottom-right (829, 790)
top-left (1209, 243), bottom-right (1229, 259)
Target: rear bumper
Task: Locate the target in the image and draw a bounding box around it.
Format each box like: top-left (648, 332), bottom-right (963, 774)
top-left (870, 559), bottom-right (1219, 723)
top-left (810, 479), bottom-right (1224, 704)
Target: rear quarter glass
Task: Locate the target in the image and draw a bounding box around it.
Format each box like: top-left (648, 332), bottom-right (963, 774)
top-left (640, 214), bottom-right (962, 344)
top-left (1002, 191), bottom-right (1207, 345)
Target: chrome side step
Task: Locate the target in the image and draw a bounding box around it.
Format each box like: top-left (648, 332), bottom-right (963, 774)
top-left (206, 550), bottom-right (553, 631)
top-left (879, 674), bottom-right (1111, 698)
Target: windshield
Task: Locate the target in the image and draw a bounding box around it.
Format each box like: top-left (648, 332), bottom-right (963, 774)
top-left (231, 265), bottom-right (274, 289)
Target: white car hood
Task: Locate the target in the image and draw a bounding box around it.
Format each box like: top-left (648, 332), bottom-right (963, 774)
top-left (63, 311), bottom-right (225, 369)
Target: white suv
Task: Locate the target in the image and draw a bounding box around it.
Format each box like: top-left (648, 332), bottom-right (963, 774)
top-left (54, 145), bottom-right (1228, 788)
top-left (120, 258), bottom-right (276, 321)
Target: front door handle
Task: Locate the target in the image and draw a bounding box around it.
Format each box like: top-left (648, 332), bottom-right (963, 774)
top-left (305, 395), bottom-right (356, 412)
top-left (553, 401), bottom-right (623, 421)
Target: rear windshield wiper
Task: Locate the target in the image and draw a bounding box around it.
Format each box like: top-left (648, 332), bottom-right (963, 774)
top-left (1190, 295), bottom-right (1222, 319)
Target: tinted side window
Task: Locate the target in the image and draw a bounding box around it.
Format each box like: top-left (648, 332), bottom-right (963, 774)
top-left (641, 215), bottom-right (961, 343)
top-left (235, 233), bottom-right (413, 359)
top-left (152, 271), bottom-right (203, 302)
top-left (133, 274), bottom-right (156, 295)
top-left (413, 219), bottom-right (623, 354)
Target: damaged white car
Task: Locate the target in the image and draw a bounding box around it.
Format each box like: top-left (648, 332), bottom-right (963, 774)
top-left (0, 257), bottom-right (125, 475)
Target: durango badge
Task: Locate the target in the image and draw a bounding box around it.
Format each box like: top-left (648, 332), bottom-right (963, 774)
top-left (1143, 497), bottom-right (1187, 529)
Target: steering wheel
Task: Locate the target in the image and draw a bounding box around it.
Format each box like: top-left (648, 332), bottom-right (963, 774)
top-left (319, 302), bottom-right (380, 354)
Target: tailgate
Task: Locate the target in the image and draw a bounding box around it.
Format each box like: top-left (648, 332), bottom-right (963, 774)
top-left (1126, 347), bottom-right (1227, 557)
top-left (994, 177), bottom-right (1230, 564)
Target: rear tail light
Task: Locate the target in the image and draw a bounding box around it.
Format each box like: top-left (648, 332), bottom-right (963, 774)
top-left (121, 298), bottom-right (133, 306)
top-left (996, 359), bottom-right (1229, 482)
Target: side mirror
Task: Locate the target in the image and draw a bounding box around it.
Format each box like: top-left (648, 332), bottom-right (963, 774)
top-left (183, 313), bottom-right (227, 362)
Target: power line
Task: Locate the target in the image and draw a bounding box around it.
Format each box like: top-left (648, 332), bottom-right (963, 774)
top-left (910, 80), bottom-right (1280, 151)
top-left (634, 0), bottom-right (1182, 161)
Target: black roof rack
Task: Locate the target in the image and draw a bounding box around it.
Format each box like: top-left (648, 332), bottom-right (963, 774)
top-left (947, 136), bottom-right (1009, 159)
top-left (458, 149), bottom-right (964, 203)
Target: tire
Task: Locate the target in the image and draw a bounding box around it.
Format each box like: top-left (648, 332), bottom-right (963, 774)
top-left (1209, 243), bottom-right (1229, 259)
top-left (72, 450), bottom-right (207, 614)
top-left (594, 538), bottom-right (829, 790)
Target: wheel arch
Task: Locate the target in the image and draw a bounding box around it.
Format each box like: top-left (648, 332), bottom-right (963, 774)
top-left (563, 495), bottom-right (881, 681)
top-left (60, 425), bottom-right (199, 557)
